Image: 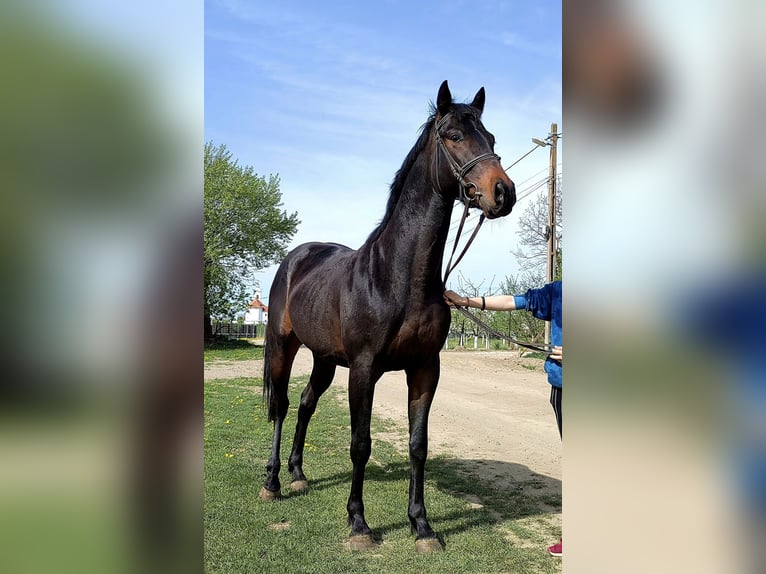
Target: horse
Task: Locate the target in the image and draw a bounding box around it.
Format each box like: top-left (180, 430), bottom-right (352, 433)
top-left (259, 80), bottom-right (516, 552)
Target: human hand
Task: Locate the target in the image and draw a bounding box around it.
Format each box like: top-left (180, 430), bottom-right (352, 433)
top-left (443, 290), bottom-right (464, 307)
top-left (549, 346), bottom-right (562, 362)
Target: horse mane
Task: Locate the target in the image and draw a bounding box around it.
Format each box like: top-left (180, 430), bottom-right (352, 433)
top-left (363, 104), bottom-right (438, 246)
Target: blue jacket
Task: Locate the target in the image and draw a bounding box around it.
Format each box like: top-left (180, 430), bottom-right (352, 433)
top-left (513, 281), bottom-right (562, 388)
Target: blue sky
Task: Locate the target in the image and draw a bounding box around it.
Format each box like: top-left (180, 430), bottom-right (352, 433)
top-left (205, 0), bottom-right (561, 301)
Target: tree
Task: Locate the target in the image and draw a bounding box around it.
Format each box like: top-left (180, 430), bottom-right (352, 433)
top-left (204, 142), bottom-right (299, 339)
top-left (512, 176), bottom-right (563, 277)
top-left (448, 274), bottom-right (498, 347)
top-left (448, 272), bottom-right (547, 354)
top-left (499, 273), bottom-right (547, 351)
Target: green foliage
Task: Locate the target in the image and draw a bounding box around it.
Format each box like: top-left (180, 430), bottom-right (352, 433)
top-left (204, 142), bottom-right (299, 320)
top-left (204, 377), bottom-right (560, 573)
top-left (499, 274), bottom-right (547, 347)
top-left (447, 275), bottom-right (548, 350)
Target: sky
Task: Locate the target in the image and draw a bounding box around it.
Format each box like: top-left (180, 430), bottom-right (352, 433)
top-left (205, 0), bottom-right (562, 303)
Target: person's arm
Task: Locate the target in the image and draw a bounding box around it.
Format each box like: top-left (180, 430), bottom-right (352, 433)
top-left (444, 290), bottom-right (521, 312)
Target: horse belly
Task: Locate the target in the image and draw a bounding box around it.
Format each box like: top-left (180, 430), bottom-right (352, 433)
top-left (285, 283), bottom-right (349, 365)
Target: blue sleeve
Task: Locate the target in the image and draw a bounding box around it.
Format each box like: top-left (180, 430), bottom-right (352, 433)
top-left (518, 283), bottom-right (558, 322)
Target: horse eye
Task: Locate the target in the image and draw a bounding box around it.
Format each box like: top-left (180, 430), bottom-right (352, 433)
top-left (447, 131), bottom-right (463, 142)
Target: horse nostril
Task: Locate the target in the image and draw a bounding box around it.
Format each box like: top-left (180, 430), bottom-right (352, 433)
top-left (495, 182), bottom-right (506, 204)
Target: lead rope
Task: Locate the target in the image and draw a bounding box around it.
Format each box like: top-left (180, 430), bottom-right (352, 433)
top-left (452, 304), bottom-right (556, 354)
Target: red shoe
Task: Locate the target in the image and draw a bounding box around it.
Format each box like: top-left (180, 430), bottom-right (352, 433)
top-left (547, 538), bottom-right (562, 557)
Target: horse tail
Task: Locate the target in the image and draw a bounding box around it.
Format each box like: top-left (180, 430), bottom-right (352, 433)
top-left (262, 256), bottom-right (292, 423)
top-left (262, 314), bottom-right (278, 422)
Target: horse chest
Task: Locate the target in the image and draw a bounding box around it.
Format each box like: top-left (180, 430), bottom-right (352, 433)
top-left (388, 307), bottom-right (448, 356)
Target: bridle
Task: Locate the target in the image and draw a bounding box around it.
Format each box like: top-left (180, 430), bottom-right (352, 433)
top-left (428, 112), bottom-right (553, 354)
top-left (434, 112), bottom-right (501, 285)
top-left (433, 113), bottom-right (501, 206)
top-left (434, 113), bottom-right (553, 354)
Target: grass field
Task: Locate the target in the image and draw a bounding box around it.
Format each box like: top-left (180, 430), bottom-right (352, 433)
top-left (204, 376), bottom-right (561, 574)
top-left (204, 338), bottom-right (264, 362)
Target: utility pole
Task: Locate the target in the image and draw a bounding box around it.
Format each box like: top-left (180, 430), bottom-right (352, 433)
top-left (545, 123), bottom-right (558, 345)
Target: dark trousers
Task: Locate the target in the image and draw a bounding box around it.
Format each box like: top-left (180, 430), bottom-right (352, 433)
top-left (550, 386), bottom-right (562, 438)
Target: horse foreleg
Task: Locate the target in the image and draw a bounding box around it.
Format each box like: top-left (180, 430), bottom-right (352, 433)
top-left (288, 355), bottom-right (336, 491)
top-left (406, 358), bottom-right (443, 552)
top-left (345, 365), bottom-right (380, 549)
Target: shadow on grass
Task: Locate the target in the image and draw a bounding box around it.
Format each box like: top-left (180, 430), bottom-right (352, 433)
top-left (287, 456), bottom-right (560, 540)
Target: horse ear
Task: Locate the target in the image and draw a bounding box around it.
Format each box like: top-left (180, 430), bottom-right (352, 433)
top-left (437, 80), bottom-right (452, 115)
top-left (471, 87), bottom-right (486, 114)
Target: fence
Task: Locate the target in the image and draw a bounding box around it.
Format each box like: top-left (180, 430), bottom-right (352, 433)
top-left (443, 331), bottom-right (545, 354)
top-left (211, 320), bottom-right (266, 339)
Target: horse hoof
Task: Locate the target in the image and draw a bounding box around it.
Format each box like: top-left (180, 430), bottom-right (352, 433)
top-left (348, 534), bottom-right (378, 551)
top-left (290, 480), bottom-right (309, 492)
top-left (258, 486), bottom-right (281, 501)
top-left (415, 537), bottom-right (443, 553)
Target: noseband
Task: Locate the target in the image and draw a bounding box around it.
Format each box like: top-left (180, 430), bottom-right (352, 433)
top-left (435, 112), bottom-right (502, 285)
top-left (433, 113), bottom-right (501, 205)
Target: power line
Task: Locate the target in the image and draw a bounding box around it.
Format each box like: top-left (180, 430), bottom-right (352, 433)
top-left (446, 172), bottom-right (559, 236)
top-left (504, 144), bottom-right (544, 172)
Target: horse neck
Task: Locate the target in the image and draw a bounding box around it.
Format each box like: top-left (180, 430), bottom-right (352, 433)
top-left (370, 152), bottom-right (455, 297)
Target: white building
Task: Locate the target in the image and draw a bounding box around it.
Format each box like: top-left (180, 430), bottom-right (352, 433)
top-left (243, 290), bottom-right (269, 325)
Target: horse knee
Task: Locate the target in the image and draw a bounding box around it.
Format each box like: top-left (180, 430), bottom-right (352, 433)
top-left (409, 435), bottom-right (428, 463)
top-left (409, 446), bottom-right (427, 465)
top-left (349, 437), bottom-right (371, 464)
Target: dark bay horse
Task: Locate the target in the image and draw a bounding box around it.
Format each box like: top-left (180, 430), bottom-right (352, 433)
top-left (260, 81), bottom-right (516, 551)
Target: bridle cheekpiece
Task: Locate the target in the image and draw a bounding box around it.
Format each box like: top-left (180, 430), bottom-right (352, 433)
top-left (433, 112), bottom-right (501, 206)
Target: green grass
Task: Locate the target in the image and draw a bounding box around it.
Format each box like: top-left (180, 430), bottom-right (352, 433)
top-left (205, 377), bottom-right (561, 574)
top-left (204, 338), bottom-right (264, 362)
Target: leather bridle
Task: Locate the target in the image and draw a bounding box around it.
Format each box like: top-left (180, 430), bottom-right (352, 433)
top-left (434, 113), bottom-right (553, 354)
top-left (433, 113), bottom-right (501, 206)
top-left (434, 112), bottom-right (502, 285)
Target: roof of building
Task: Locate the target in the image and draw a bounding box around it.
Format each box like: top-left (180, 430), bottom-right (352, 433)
top-left (248, 298), bottom-right (268, 311)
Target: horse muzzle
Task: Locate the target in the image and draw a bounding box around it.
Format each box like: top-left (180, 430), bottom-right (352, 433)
top-left (482, 179), bottom-right (516, 219)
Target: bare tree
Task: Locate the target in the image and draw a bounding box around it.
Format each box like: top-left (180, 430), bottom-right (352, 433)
top-left (512, 176), bottom-right (563, 276)
top-left (449, 274), bottom-right (498, 347)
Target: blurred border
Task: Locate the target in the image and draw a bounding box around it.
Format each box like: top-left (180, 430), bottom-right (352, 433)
top-left (0, 2), bottom-right (203, 573)
top-left (565, 0), bottom-right (765, 572)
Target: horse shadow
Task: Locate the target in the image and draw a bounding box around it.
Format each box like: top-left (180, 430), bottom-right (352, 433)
top-left (293, 456), bottom-right (561, 540)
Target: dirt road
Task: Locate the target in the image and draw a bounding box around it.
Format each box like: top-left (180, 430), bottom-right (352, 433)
top-left (205, 347), bottom-right (561, 497)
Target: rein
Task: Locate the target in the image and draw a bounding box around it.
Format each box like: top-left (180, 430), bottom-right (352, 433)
top-left (452, 304), bottom-right (556, 354)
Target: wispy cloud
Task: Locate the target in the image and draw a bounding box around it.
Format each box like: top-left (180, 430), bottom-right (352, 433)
top-left (206, 0), bottom-right (562, 295)
top-left (501, 31), bottom-right (561, 60)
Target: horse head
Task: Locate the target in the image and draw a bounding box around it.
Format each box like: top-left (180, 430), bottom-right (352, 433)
top-left (433, 80), bottom-right (516, 219)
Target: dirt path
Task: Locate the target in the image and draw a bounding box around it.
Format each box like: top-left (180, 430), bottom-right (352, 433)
top-left (205, 347), bottom-right (561, 499)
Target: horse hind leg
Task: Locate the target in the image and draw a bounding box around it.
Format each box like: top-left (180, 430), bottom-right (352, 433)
top-left (287, 354), bottom-right (336, 492)
top-left (259, 331), bottom-right (300, 501)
